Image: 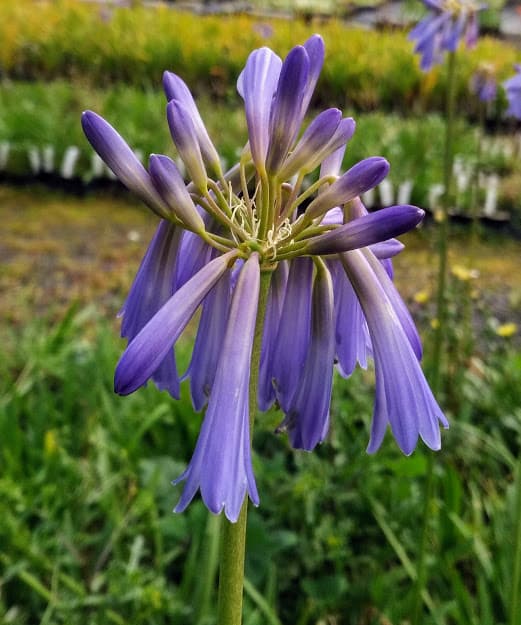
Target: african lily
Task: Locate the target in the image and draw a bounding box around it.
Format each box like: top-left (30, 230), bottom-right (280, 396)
top-left (82, 35), bottom-right (446, 525)
top-left (409, 0), bottom-right (485, 71)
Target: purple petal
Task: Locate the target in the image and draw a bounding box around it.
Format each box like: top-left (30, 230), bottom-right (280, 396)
top-left (149, 154), bottom-right (205, 232)
top-left (305, 205), bottom-right (424, 255)
top-left (266, 45), bottom-right (310, 173)
top-left (115, 251), bottom-right (237, 396)
top-left (301, 34), bottom-right (325, 114)
top-left (186, 271), bottom-right (231, 411)
top-left (319, 143), bottom-right (347, 178)
top-left (271, 258), bottom-right (313, 411)
top-left (363, 248), bottom-right (423, 360)
top-left (119, 220), bottom-right (182, 397)
top-left (340, 249), bottom-right (447, 455)
top-left (174, 254), bottom-right (261, 522)
top-left (166, 100), bottom-right (208, 192)
top-left (305, 157), bottom-right (390, 222)
top-left (237, 47), bottom-right (282, 172)
top-left (176, 226), bottom-right (215, 288)
top-left (81, 111), bottom-right (167, 216)
top-left (280, 263), bottom-right (335, 451)
top-left (330, 259), bottom-right (370, 377)
top-left (258, 261), bottom-right (289, 411)
top-left (369, 238), bottom-right (405, 258)
top-left (279, 110), bottom-right (355, 180)
top-left (163, 71), bottom-right (222, 176)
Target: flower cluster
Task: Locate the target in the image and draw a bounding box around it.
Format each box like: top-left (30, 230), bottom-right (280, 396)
top-left (504, 65), bottom-right (521, 120)
top-left (409, 0), bottom-right (485, 71)
top-left (82, 35), bottom-right (447, 522)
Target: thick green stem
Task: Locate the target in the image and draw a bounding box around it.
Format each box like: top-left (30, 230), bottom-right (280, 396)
top-left (412, 51), bottom-right (457, 625)
top-left (216, 269), bottom-right (273, 625)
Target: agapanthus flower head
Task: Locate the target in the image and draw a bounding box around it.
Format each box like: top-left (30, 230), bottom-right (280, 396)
top-left (82, 35), bottom-right (447, 522)
top-left (409, 0), bottom-right (486, 71)
top-left (470, 62), bottom-right (497, 103)
top-left (504, 64), bottom-right (521, 120)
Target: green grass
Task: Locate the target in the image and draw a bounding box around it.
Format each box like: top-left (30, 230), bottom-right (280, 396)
top-left (1, 299), bottom-right (521, 625)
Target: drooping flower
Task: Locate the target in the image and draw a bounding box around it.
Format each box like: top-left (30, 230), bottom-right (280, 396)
top-left (82, 35), bottom-right (447, 522)
top-left (503, 65), bottom-right (521, 120)
top-left (409, 0), bottom-right (486, 71)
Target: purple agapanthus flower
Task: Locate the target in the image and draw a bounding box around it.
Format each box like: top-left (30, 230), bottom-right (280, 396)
top-left (504, 65), bottom-right (521, 120)
top-left (82, 35), bottom-right (447, 522)
top-left (470, 63), bottom-right (497, 103)
top-left (409, 0), bottom-right (486, 71)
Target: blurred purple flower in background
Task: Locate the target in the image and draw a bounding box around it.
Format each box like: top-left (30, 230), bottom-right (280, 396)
top-left (82, 35), bottom-right (447, 522)
top-left (409, 0), bottom-right (486, 71)
top-left (470, 63), bottom-right (497, 103)
top-left (504, 65), bottom-right (521, 120)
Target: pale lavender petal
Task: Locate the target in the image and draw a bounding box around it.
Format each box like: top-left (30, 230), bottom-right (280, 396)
top-left (149, 154), bottom-right (205, 232)
top-left (369, 239), bottom-right (405, 258)
top-left (258, 261), bottom-right (289, 411)
top-left (115, 251), bottom-right (237, 396)
top-left (174, 254), bottom-right (261, 522)
top-left (163, 71), bottom-right (222, 176)
top-left (280, 263), bottom-right (335, 451)
top-left (238, 47), bottom-right (282, 172)
top-left (305, 205), bottom-right (424, 255)
top-left (301, 34), bottom-right (325, 114)
top-left (120, 220), bottom-right (182, 398)
top-left (271, 257), bottom-right (313, 411)
top-left (81, 111), bottom-right (168, 216)
top-left (305, 157), bottom-right (390, 222)
top-left (186, 271), bottom-right (231, 411)
top-left (319, 144), bottom-right (347, 179)
top-left (266, 45), bottom-right (310, 173)
top-left (166, 100), bottom-right (208, 192)
top-left (340, 249), bottom-right (447, 455)
top-left (363, 248), bottom-right (423, 360)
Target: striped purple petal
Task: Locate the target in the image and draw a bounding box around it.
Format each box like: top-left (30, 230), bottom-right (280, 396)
top-left (237, 47), bottom-right (282, 172)
top-left (166, 100), bottom-right (208, 192)
top-left (271, 257), bottom-right (313, 411)
top-left (186, 270), bottom-right (231, 411)
top-left (304, 205), bottom-right (424, 255)
top-left (305, 157), bottom-right (390, 222)
top-left (149, 154), bottom-right (205, 233)
top-left (330, 259), bottom-right (370, 376)
top-left (163, 71), bottom-right (222, 177)
top-left (280, 262), bottom-right (335, 451)
top-left (258, 261), bottom-right (289, 411)
top-left (81, 111), bottom-right (168, 217)
top-left (340, 249), bottom-right (448, 455)
top-left (115, 251), bottom-right (237, 396)
top-left (266, 45), bottom-right (310, 173)
top-left (173, 253), bottom-right (261, 522)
